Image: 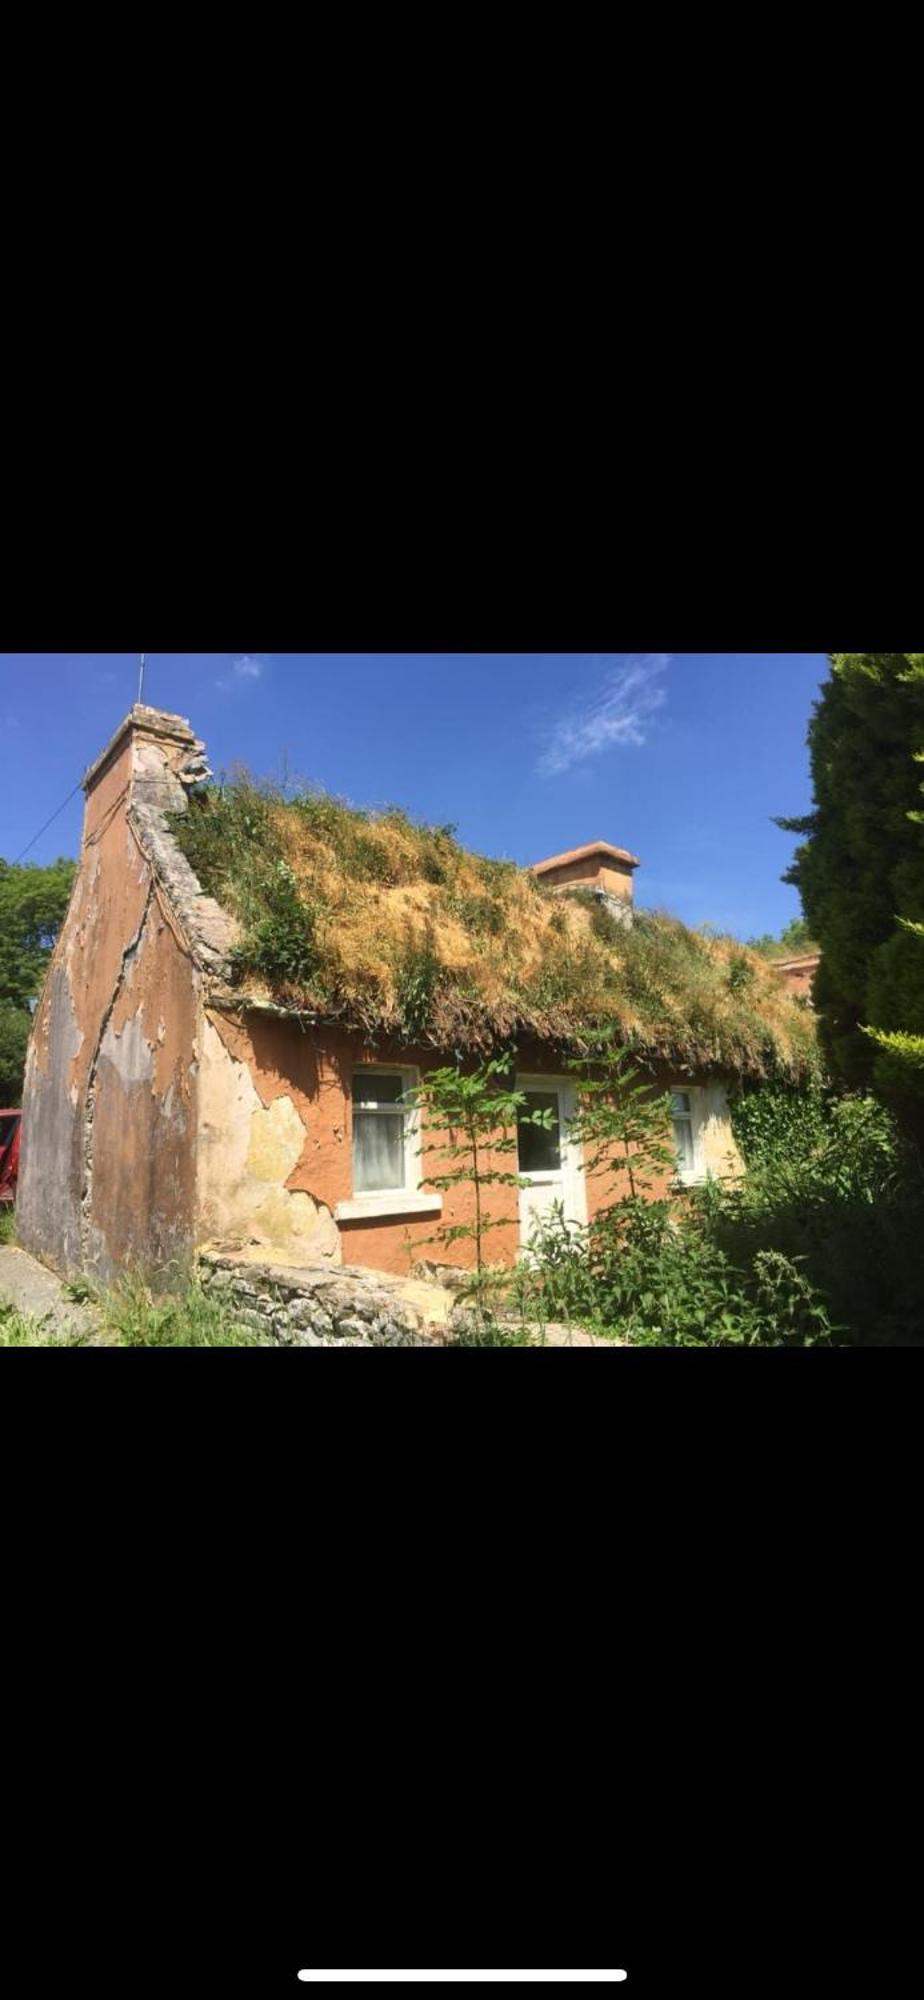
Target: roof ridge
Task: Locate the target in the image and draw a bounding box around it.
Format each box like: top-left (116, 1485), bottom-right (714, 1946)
top-left (530, 839), bottom-right (640, 875)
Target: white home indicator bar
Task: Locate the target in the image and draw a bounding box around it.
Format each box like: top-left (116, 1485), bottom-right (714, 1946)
top-left (297, 1977), bottom-right (628, 1986)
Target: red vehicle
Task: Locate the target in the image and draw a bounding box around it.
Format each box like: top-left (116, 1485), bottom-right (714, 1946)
top-left (0, 1111), bottom-right (22, 1206)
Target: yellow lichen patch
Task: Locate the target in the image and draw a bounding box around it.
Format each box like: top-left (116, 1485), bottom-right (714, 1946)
top-left (245, 1092), bottom-right (307, 1184)
top-left (247, 1187), bottom-right (340, 1262)
top-left (197, 1015), bottom-right (342, 1265)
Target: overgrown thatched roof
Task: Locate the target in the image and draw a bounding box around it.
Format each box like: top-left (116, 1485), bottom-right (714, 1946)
top-left (172, 778), bottom-right (819, 1082)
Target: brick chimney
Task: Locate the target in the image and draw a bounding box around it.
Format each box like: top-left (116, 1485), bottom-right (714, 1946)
top-left (774, 952), bottom-right (820, 1003)
top-left (79, 704), bottom-right (234, 975)
top-left (529, 839), bottom-right (640, 927)
top-left (81, 704), bottom-right (211, 849)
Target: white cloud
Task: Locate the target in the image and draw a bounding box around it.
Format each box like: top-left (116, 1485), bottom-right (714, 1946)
top-left (216, 655), bottom-right (266, 691)
top-left (537, 653), bottom-right (672, 776)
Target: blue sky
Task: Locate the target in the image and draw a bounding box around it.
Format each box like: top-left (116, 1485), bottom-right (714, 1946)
top-left (0, 652), bottom-right (828, 939)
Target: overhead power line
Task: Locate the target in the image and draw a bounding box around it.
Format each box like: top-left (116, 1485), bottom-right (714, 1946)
top-left (10, 653), bottom-right (147, 867)
top-left (12, 779), bottom-right (85, 865)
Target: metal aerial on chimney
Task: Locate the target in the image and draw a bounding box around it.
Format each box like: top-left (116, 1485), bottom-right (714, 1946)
top-left (137, 653), bottom-right (146, 704)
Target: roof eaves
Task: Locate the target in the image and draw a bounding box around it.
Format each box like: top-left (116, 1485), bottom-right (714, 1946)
top-left (530, 840), bottom-right (641, 875)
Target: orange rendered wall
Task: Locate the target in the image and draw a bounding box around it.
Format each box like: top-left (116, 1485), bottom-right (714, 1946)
top-left (777, 956), bottom-right (819, 1000)
top-left (204, 1015), bottom-right (681, 1279)
top-left (18, 735), bottom-right (201, 1281)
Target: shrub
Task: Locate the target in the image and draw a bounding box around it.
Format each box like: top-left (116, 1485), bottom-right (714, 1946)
top-left (701, 1088), bottom-right (924, 1343)
top-left (582, 1198), bottom-right (835, 1346)
top-left (509, 1041), bottom-right (838, 1345)
top-left (730, 1079), bottom-right (830, 1170)
top-left (512, 1202), bottom-right (598, 1327)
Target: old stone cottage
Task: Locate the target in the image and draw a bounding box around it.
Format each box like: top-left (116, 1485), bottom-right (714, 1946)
top-left (17, 707), bottom-right (816, 1307)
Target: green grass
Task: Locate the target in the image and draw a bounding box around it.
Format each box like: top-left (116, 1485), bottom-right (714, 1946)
top-left (0, 1302), bottom-right (84, 1346)
top-left (170, 775), bottom-right (819, 1081)
top-left (89, 1273), bottom-right (269, 1347)
top-left (0, 1208), bottom-right (16, 1246)
top-left (1, 1271), bottom-right (268, 1347)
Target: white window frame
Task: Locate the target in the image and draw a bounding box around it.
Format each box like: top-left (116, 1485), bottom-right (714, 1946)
top-left (515, 1074), bottom-right (588, 1245)
top-left (334, 1065), bottom-right (443, 1223)
top-left (670, 1085), bottom-right (708, 1187)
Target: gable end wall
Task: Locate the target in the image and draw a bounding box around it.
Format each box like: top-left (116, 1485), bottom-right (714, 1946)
top-left (17, 729), bottom-right (203, 1284)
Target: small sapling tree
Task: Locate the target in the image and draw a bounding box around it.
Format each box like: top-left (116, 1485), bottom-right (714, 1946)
top-left (410, 1054), bottom-right (553, 1326)
top-left (565, 1029), bottom-right (677, 1213)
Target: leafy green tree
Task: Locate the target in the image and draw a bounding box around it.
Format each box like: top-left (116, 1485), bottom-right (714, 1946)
top-left (0, 857), bottom-right (75, 1101)
top-left (746, 916), bottom-right (817, 959)
top-left (778, 915), bottom-right (817, 956)
top-left (779, 653), bottom-right (924, 1135)
top-left (0, 1005), bottom-right (30, 1106)
top-left (860, 744), bottom-right (924, 1096)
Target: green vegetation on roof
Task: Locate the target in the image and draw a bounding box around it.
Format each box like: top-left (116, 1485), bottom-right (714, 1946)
top-left (172, 778), bottom-right (819, 1081)
top-left (745, 916), bottom-right (819, 961)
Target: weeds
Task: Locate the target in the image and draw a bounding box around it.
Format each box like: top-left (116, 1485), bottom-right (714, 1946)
top-left (2, 1272), bottom-right (266, 1347)
top-left (506, 1036), bottom-right (840, 1347)
top-left (0, 1302), bottom-right (85, 1347)
top-left (705, 1088), bottom-right (924, 1343)
top-left (96, 1273), bottom-right (267, 1346)
top-left (171, 775), bottom-right (818, 1078)
top-left (512, 1079), bottom-right (923, 1345)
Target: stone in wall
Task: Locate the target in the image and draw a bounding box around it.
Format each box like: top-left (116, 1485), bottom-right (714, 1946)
top-left (199, 1253), bottom-right (451, 1347)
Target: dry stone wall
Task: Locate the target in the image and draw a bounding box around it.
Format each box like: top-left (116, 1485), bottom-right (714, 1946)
top-left (199, 1253), bottom-right (448, 1346)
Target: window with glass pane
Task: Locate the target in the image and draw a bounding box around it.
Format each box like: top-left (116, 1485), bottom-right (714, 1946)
top-left (517, 1090), bottom-right (562, 1174)
top-left (353, 1071), bottom-right (409, 1193)
top-left (671, 1090), bottom-right (696, 1175)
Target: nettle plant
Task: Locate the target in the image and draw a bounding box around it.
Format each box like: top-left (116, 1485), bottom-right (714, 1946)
top-left (411, 1054), bottom-right (553, 1316)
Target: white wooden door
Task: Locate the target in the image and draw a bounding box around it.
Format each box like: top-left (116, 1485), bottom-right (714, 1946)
top-left (516, 1077), bottom-right (587, 1251)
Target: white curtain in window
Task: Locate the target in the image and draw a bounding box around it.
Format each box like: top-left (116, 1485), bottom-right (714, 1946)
top-left (671, 1091), bottom-right (695, 1174)
top-left (353, 1111), bottom-right (405, 1192)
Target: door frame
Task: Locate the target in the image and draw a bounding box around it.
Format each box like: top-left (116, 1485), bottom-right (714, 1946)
top-left (516, 1074), bottom-right (588, 1249)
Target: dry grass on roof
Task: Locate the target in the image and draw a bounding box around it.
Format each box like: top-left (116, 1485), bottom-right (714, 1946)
top-left (171, 777), bottom-right (820, 1082)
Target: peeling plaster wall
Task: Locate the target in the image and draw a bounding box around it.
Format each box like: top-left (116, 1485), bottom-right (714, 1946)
top-left (19, 738), bottom-right (148, 1274)
top-left (17, 727), bottom-right (202, 1283)
top-left (16, 961), bottom-right (88, 1272)
top-left (83, 895), bottom-right (200, 1282)
top-left (194, 1018), bottom-right (746, 1279)
top-left (195, 1013), bottom-right (525, 1276)
top-left (197, 1012), bottom-right (341, 1265)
